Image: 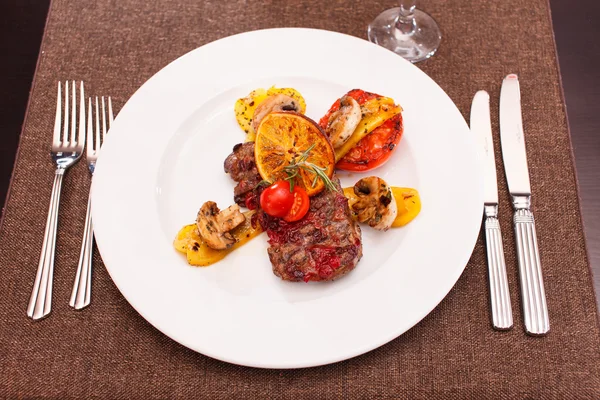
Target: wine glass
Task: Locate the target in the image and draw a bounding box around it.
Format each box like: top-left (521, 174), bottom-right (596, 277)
top-left (367, 0), bottom-right (442, 63)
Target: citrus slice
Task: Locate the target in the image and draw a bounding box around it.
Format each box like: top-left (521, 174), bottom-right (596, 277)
top-left (255, 112), bottom-right (335, 196)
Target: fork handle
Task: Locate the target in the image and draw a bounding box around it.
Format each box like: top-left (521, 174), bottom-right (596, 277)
top-left (27, 168), bottom-right (64, 320)
top-left (69, 188), bottom-right (93, 309)
top-left (483, 209), bottom-right (513, 330)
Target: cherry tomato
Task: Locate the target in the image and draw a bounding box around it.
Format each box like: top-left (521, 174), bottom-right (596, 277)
top-left (260, 180), bottom-right (294, 218)
top-left (283, 186), bottom-right (310, 222)
top-left (336, 113), bottom-right (404, 172)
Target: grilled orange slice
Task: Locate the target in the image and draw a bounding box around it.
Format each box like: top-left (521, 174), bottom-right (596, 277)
top-left (254, 112), bottom-right (335, 196)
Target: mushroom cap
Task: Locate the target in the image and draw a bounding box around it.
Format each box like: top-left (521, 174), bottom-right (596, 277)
top-left (196, 201), bottom-right (245, 250)
top-left (252, 94), bottom-right (301, 131)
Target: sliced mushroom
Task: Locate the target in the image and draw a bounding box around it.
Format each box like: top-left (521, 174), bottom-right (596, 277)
top-left (324, 96), bottom-right (362, 149)
top-left (351, 177), bottom-right (398, 231)
top-left (196, 201), bottom-right (246, 250)
top-left (252, 94), bottom-right (300, 131)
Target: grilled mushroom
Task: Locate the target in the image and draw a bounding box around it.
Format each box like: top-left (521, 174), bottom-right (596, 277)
top-left (324, 95), bottom-right (362, 149)
top-left (252, 94), bottom-right (301, 131)
top-left (196, 201), bottom-right (246, 250)
top-left (351, 177), bottom-right (397, 231)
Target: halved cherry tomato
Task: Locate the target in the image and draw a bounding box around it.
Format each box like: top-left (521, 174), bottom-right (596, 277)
top-left (260, 180), bottom-right (311, 221)
top-left (283, 186), bottom-right (310, 222)
top-left (260, 181), bottom-right (294, 218)
top-left (336, 113), bottom-right (404, 172)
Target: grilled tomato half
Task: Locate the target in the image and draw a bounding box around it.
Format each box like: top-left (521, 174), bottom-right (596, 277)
top-left (319, 89), bottom-right (403, 172)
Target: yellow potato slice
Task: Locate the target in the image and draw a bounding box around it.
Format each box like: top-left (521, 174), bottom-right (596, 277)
top-left (173, 224), bottom-right (198, 253)
top-left (173, 210), bottom-right (263, 267)
top-left (234, 88), bottom-right (268, 140)
top-left (390, 187), bottom-right (421, 227)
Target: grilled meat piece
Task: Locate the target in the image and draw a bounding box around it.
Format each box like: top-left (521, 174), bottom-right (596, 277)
top-left (259, 177), bottom-right (362, 282)
top-left (224, 143), bottom-right (262, 208)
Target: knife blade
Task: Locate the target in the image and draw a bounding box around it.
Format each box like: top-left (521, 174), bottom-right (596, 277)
top-left (499, 74), bottom-right (549, 336)
top-left (472, 91), bottom-right (499, 205)
top-left (470, 90), bottom-right (513, 330)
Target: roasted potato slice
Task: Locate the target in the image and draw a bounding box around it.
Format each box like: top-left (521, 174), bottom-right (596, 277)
top-left (173, 210), bottom-right (263, 266)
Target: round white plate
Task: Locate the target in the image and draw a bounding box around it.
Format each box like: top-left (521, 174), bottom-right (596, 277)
top-left (92, 28), bottom-right (483, 368)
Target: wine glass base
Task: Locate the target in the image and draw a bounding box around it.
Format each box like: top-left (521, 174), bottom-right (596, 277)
top-left (368, 8), bottom-right (442, 63)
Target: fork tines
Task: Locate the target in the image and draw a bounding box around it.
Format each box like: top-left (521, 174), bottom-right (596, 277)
top-left (53, 81), bottom-right (86, 152)
top-left (86, 96), bottom-right (112, 167)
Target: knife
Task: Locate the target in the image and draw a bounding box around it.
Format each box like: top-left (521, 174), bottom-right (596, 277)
top-left (499, 74), bottom-right (549, 335)
top-left (471, 91), bottom-right (513, 330)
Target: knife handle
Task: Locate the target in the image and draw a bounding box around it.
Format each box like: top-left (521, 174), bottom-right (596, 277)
top-left (484, 206), bottom-right (513, 330)
top-left (512, 197), bottom-right (550, 335)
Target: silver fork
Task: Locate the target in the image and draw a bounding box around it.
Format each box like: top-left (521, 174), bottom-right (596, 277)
top-left (28, 81), bottom-right (86, 320)
top-left (69, 96), bottom-right (113, 310)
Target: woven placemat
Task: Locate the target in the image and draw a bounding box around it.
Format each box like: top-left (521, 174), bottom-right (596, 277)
top-left (1, 0), bottom-right (599, 398)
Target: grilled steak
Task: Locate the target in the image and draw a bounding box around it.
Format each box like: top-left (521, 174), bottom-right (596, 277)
top-left (224, 142), bottom-right (262, 208)
top-left (259, 177), bottom-right (362, 282)
top-left (224, 142), bottom-right (363, 282)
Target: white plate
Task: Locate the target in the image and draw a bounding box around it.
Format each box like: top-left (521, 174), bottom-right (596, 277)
top-left (92, 28), bottom-right (483, 368)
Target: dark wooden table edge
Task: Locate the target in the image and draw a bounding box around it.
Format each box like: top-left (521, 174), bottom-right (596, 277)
top-left (545, 0), bottom-right (600, 320)
top-left (0, 0), bottom-right (55, 232)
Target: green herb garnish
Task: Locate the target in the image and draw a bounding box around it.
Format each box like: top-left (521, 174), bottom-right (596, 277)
top-left (282, 144), bottom-right (337, 192)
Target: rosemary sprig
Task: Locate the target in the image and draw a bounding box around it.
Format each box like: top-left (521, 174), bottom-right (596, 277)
top-left (282, 144), bottom-right (338, 192)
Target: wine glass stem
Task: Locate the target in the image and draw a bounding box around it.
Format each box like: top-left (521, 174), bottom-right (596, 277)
top-left (396, 0), bottom-right (418, 34)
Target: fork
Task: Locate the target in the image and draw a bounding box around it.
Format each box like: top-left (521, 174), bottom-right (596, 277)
top-left (27, 81), bottom-right (86, 320)
top-left (69, 96), bottom-right (113, 310)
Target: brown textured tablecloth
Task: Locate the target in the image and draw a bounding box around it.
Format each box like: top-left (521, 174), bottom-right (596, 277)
top-left (1, 0), bottom-right (599, 398)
